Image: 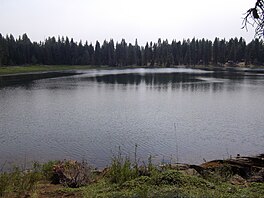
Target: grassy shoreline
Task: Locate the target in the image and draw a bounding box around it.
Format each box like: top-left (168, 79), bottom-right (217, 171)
top-left (1, 154), bottom-right (263, 198)
top-left (1, 64), bottom-right (264, 76)
top-left (0, 65), bottom-right (104, 76)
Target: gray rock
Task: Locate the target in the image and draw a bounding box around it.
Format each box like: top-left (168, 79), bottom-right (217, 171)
top-left (182, 168), bottom-right (200, 176)
top-left (230, 174), bottom-right (247, 185)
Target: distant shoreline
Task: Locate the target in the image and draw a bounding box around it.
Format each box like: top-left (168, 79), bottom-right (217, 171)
top-left (1, 64), bottom-right (264, 76)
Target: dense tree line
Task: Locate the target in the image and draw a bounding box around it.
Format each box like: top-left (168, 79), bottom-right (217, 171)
top-left (0, 33), bottom-right (264, 67)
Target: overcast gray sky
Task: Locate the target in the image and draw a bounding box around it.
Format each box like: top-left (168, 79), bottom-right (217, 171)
top-left (0, 0), bottom-right (256, 45)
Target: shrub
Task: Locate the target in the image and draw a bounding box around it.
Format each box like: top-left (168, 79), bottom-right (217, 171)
top-left (42, 160), bottom-right (59, 181)
top-left (52, 160), bottom-right (93, 188)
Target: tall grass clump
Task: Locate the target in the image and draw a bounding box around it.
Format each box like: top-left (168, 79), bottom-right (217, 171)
top-left (0, 172), bottom-right (9, 197)
top-left (109, 147), bottom-right (139, 184)
top-left (0, 162), bottom-right (42, 197)
top-left (108, 145), bottom-right (159, 185)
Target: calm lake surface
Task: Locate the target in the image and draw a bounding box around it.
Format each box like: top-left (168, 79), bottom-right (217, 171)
top-left (0, 68), bottom-right (264, 167)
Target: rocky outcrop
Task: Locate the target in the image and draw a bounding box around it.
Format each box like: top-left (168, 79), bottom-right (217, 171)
top-left (200, 154), bottom-right (264, 183)
top-left (165, 154), bottom-right (264, 183)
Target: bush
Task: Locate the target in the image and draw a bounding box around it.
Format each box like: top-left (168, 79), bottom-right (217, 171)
top-left (52, 160), bottom-right (93, 188)
top-left (42, 160), bottom-right (59, 181)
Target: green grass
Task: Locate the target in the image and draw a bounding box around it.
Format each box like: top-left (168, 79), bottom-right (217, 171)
top-left (82, 150), bottom-right (264, 198)
top-left (0, 65), bottom-right (104, 75)
top-left (0, 65), bottom-right (155, 75)
top-left (1, 158), bottom-right (264, 198)
top-left (0, 162), bottom-right (42, 197)
top-left (82, 173), bottom-right (264, 198)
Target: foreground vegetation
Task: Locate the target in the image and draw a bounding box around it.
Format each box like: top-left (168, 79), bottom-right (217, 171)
top-left (1, 155), bottom-right (263, 198)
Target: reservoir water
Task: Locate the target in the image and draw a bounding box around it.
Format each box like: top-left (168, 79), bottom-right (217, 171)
top-left (0, 68), bottom-right (264, 167)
